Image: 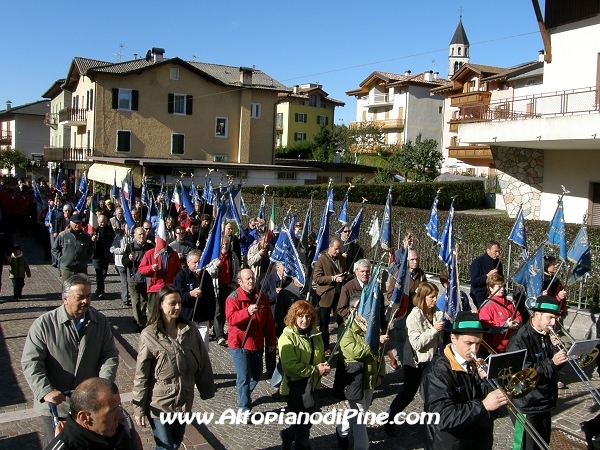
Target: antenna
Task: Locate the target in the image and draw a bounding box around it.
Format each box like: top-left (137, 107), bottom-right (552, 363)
top-left (192, 55), bottom-right (198, 62)
top-left (432, 59), bottom-right (435, 71)
top-left (116, 44), bottom-right (127, 62)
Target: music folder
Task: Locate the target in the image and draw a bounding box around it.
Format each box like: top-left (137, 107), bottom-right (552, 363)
top-left (486, 349), bottom-right (527, 379)
top-left (567, 339), bottom-right (600, 357)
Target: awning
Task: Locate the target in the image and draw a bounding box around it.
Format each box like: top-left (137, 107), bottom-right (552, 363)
top-left (87, 163), bottom-right (142, 187)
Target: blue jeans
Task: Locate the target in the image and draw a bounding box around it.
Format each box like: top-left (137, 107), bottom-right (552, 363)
top-left (149, 417), bottom-right (186, 450)
top-left (229, 347), bottom-right (263, 412)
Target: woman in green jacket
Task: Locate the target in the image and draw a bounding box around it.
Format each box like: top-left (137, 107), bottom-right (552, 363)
top-left (279, 300), bottom-right (331, 450)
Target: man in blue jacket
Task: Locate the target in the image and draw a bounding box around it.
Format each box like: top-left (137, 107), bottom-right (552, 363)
top-left (469, 241), bottom-right (503, 309)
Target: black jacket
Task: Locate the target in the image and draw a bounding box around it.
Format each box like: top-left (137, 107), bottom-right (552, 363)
top-left (469, 253), bottom-right (503, 307)
top-left (44, 415), bottom-right (133, 450)
top-left (122, 240), bottom-right (154, 283)
top-left (507, 320), bottom-right (564, 414)
top-left (174, 267), bottom-right (216, 323)
top-left (420, 345), bottom-right (494, 450)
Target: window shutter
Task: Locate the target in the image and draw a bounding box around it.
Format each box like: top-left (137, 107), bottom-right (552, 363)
top-left (316, 116), bottom-right (320, 124)
top-left (185, 95), bottom-right (193, 115)
top-left (326, 116), bottom-right (329, 125)
top-left (168, 93), bottom-right (175, 114)
top-left (90, 89), bottom-right (94, 111)
top-left (131, 90), bottom-right (139, 110)
top-left (112, 89), bottom-right (119, 109)
top-left (295, 113), bottom-right (298, 122)
top-left (117, 131), bottom-right (130, 152)
top-left (179, 134), bottom-right (185, 153)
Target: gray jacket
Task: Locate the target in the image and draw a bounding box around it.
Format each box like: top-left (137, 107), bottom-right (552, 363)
top-left (21, 305), bottom-right (119, 417)
top-left (51, 229), bottom-right (94, 272)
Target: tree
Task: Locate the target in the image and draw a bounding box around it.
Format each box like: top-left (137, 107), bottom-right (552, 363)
top-left (349, 121), bottom-right (384, 153)
top-left (0, 148), bottom-right (29, 173)
top-left (389, 133), bottom-right (443, 181)
top-left (312, 124), bottom-right (334, 162)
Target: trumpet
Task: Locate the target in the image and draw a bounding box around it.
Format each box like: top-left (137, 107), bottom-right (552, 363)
top-left (553, 321), bottom-right (599, 368)
top-left (547, 326), bottom-right (600, 407)
top-left (469, 352), bottom-right (550, 450)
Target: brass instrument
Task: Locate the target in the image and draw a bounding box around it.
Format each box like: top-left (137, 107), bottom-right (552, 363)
top-left (553, 321), bottom-right (599, 368)
top-left (479, 340), bottom-right (539, 399)
top-left (548, 326), bottom-right (600, 406)
top-left (469, 352), bottom-right (550, 450)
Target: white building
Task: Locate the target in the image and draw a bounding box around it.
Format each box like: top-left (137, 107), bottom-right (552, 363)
top-left (458, 0), bottom-right (600, 224)
top-left (346, 71), bottom-right (449, 150)
top-left (0, 100), bottom-right (49, 164)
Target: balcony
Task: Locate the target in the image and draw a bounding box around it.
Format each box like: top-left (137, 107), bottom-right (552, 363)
top-left (43, 147), bottom-right (94, 162)
top-left (450, 91), bottom-right (492, 107)
top-left (0, 131), bottom-right (12, 145)
top-left (447, 145), bottom-right (492, 159)
top-left (58, 107), bottom-right (87, 126)
top-left (374, 118), bottom-right (405, 129)
top-left (360, 93), bottom-right (395, 107)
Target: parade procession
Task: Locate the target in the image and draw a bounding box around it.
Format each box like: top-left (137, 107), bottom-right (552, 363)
top-left (0, 168), bottom-right (592, 450)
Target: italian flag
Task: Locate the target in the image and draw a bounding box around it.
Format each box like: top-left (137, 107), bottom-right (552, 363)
top-left (155, 208), bottom-right (167, 257)
top-left (171, 185), bottom-right (181, 212)
top-left (87, 200), bottom-right (98, 234)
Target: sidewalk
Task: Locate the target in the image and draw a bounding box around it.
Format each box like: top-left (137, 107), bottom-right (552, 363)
top-left (0, 231), bottom-right (594, 449)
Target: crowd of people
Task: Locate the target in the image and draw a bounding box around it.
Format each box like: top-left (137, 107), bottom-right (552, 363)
top-left (4, 176), bottom-right (585, 450)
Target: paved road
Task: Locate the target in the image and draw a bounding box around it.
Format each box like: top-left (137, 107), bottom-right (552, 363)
top-left (0, 231), bottom-right (595, 449)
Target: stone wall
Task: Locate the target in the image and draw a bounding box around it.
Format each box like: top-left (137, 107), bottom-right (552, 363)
top-left (491, 146), bottom-right (544, 220)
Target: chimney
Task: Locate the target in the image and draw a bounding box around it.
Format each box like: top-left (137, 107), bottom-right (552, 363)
top-left (152, 47), bottom-right (165, 63)
top-left (293, 85), bottom-right (299, 94)
top-left (424, 70), bottom-right (433, 81)
top-left (433, 72), bottom-right (439, 80)
top-left (133, 53), bottom-right (138, 60)
top-left (404, 70), bottom-right (411, 76)
top-left (5, 101), bottom-right (11, 110)
top-left (538, 50), bottom-right (545, 62)
top-left (239, 67), bottom-right (254, 85)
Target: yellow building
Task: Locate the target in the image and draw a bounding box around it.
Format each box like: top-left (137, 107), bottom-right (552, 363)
top-left (276, 83), bottom-right (345, 147)
top-left (42, 48), bottom-right (290, 186)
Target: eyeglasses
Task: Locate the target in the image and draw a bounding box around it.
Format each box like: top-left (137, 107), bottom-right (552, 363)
top-left (175, 231), bottom-right (183, 234)
top-left (143, 228), bottom-right (151, 231)
top-left (342, 230), bottom-right (350, 233)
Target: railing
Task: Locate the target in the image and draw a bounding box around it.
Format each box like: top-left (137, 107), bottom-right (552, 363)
top-left (0, 131), bottom-right (12, 144)
top-left (360, 93), bottom-right (394, 106)
top-left (447, 145), bottom-right (492, 159)
top-left (58, 107), bottom-right (87, 124)
top-left (458, 86), bottom-right (600, 123)
top-left (374, 118), bottom-right (405, 129)
top-left (450, 91), bottom-right (492, 107)
top-left (43, 147), bottom-right (93, 162)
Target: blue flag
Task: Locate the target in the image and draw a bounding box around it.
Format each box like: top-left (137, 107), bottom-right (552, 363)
top-left (380, 186), bottom-right (393, 251)
top-left (270, 229), bottom-right (306, 286)
top-left (312, 187), bottom-right (334, 265)
top-left (240, 195), bottom-right (248, 217)
top-left (189, 181), bottom-right (200, 204)
top-left (111, 171), bottom-right (118, 199)
top-left (289, 213), bottom-right (298, 246)
top-left (567, 224), bottom-right (591, 284)
top-left (32, 179), bottom-right (43, 205)
top-left (202, 176), bottom-right (215, 206)
top-left (357, 263), bottom-right (382, 357)
top-left (390, 245), bottom-right (409, 305)
top-left (128, 170), bottom-right (135, 208)
top-left (338, 187), bottom-right (350, 225)
top-left (75, 189), bottom-right (87, 212)
top-left (444, 253), bottom-right (461, 323)
top-left (425, 193), bottom-right (439, 246)
top-left (120, 186), bottom-right (135, 232)
top-left (438, 200), bottom-right (455, 267)
top-left (140, 177), bottom-right (149, 206)
top-left (225, 189), bottom-right (243, 232)
top-left (345, 204), bottom-right (364, 245)
top-left (146, 191), bottom-right (158, 222)
top-left (180, 180), bottom-right (194, 212)
top-left (257, 190), bottom-right (267, 221)
top-left (78, 172), bottom-right (88, 194)
top-left (509, 206), bottom-right (528, 260)
top-left (548, 198), bottom-right (567, 261)
top-left (199, 203), bottom-right (226, 268)
top-left (513, 244), bottom-right (544, 299)
top-left (300, 198), bottom-right (313, 251)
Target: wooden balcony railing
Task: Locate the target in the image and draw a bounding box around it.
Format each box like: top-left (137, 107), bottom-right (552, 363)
top-left (450, 91), bottom-right (492, 107)
top-left (58, 107), bottom-right (87, 125)
top-left (43, 147), bottom-right (94, 162)
top-left (447, 145), bottom-right (492, 159)
top-left (374, 118), bottom-right (405, 129)
top-left (0, 131), bottom-right (12, 145)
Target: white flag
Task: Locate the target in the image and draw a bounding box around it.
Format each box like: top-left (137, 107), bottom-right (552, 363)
top-left (369, 216), bottom-right (380, 248)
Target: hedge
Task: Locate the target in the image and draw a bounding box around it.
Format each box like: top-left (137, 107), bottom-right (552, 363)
top-left (243, 180), bottom-right (486, 210)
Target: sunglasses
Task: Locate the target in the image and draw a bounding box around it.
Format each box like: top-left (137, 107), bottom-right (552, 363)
top-left (143, 228), bottom-right (152, 231)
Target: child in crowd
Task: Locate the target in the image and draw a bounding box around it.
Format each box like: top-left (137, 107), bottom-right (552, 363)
top-left (8, 245), bottom-right (31, 300)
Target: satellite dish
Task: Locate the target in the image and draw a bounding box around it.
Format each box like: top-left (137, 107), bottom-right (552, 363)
top-left (145, 50), bottom-right (152, 62)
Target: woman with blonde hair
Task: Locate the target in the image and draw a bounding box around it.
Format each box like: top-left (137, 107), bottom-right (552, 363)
top-left (385, 282), bottom-right (444, 437)
top-left (279, 300), bottom-right (330, 450)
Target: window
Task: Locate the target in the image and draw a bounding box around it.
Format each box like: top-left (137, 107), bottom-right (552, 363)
top-left (294, 113), bottom-right (307, 123)
top-left (215, 117), bottom-right (228, 137)
top-left (227, 170), bottom-right (247, 178)
top-left (251, 103), bottom-right (261, 119)
top-left (277, 172), bottom-right (297, 180)
top-left (168, 93), bottom-right (193, 115)
top-left (438, 106), bottom-right (443, 114)
top-left (276, 112), bottom-right (283, 128)
top-left (309, 95), bottom-right (317, 107)
top-left (116, 130), bottom-right (131, 152)
top-left (214, 154), bottom-right (228, 162)
top-left (112, 88), bottom-right (139, 111)
top-left (170, 68), bottom-right (180, 80)
top-left (73, 95), bottom-right (79, 110)
top-left (89, 89), bottom-right (94, 111)
top-left (458, 47), bottom-right (462, 55)
top-left (317, 115), bottom-right (329, 125)
top-left (294, 132), bottom-right (306, 141)
top-left (171, 133), bottom-right (185, 155)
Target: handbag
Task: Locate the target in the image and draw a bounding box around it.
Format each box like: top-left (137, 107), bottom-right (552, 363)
top-left (333, 359), bottom-right (364, 401)
top-left (287, 376), bottom-right (315, 409)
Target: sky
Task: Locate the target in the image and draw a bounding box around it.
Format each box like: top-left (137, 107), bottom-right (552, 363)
top-left (2, 0), bottom-right (545, 125)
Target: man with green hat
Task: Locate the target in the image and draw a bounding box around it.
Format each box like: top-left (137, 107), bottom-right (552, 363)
top-left (420, 311), bottom-right (507, 450)
top-left (507, 295), bottom-right (567, 450)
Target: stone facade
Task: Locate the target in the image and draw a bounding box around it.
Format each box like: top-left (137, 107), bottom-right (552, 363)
top-left (491, 146), bottom-right (544, 220)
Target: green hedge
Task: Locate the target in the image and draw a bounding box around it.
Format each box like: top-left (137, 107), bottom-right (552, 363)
top-left (244, 180), bottom-right (486, 210)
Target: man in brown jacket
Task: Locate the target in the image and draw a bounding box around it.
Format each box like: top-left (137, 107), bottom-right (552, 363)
top-left (312, 238), bottom-right (347, 352)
